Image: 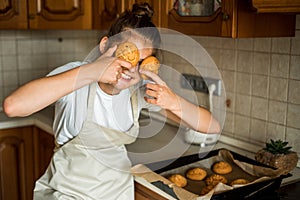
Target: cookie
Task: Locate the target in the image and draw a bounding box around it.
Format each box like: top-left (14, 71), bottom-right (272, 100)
top-left (205, 174), bottom-right (228, 186)
top-left (186, 167), bottom-right (207, 181)
top-left (212, 161), bottom-right (233, 175)
top-left (139, 56), bottom-right (160, 80)
top-left (168, 174), bottom-right (187, 188)
top-left (230, 178), bottom-right (249, 186)
top-left (200, 184), bottom-right (215, 196)
top-left (115, 42), bottom-right (140, 67)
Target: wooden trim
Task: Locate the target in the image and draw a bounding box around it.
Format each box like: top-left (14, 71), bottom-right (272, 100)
top-left (134, 182), bottom-right (168, 200)
top-left (251, 0), bottom-right (300, 13)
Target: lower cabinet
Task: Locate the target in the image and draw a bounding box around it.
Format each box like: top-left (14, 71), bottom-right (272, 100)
top-left (0, 126), bottom-right (166, 199)
top-left (33, 127), bottom-right (55, 179)
top-left (135, 182), bottom-right (168, 200)
top-left (0, 126), bottom-right (54, 200)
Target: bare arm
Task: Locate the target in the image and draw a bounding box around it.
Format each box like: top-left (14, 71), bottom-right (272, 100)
top-left (141, 70), bottom-right (221, 134)
top-left (3, 47), bottom-right (131, 117)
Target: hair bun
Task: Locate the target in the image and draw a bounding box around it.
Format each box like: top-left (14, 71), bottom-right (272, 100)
top-left (132, 2), bottom-right (154, 19)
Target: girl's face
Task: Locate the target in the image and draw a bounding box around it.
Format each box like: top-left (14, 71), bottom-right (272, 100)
top-left (111, 35), bottom-right (154, 93)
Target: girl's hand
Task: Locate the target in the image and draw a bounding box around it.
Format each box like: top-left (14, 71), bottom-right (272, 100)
top-left (94, 46), bottom-right (132, 84)
top-left (141, 70), bottom-right (179, 111)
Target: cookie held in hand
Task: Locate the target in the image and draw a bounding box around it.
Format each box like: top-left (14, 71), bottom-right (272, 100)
top-left (139, 56), bottom-right (160, 80)
top-left (115, 42), bottom-right (140, 67)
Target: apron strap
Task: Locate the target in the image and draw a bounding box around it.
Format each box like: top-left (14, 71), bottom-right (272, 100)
top-left (86, 82), bottom-right (98, 121)
top-left (129, 87), bottom-right (139, 124)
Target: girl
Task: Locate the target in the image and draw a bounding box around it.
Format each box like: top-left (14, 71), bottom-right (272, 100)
top-left (3, 3), bottom-right (220, 200)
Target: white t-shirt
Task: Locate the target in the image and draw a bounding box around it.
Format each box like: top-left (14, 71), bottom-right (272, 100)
top-left (49, 61), bottom-right (160, 145)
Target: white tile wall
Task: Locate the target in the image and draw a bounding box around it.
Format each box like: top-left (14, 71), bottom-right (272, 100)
top-left (0, 30), bottom-right (103, 104)
top-left (162, 16), bottom-right (300, 156)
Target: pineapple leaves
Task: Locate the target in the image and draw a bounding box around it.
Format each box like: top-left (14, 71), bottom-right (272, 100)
top-left (264, 139), bottom-right (292, 155)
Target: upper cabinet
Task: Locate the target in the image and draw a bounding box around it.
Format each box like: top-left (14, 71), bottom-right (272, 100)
top-left (0, 0), bottom-right (299, 37)
top-left (0, 0), bottom-right (92, 29)
top-left (0, 0), bottom-right (28, 29)
top-left (251, 0), bottom-right (300, 13)
top-left (28, 0), bottom-right (92, 29)
top-left (166, 0), bottom-right (298, 38)
top-left (92, 0), bottom-right (164, 30)
top-left (92, 0), bottom-right (124, 30)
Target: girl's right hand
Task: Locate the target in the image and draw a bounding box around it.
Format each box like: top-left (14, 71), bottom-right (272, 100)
top-left (92, 46), bottom-right (132, 84)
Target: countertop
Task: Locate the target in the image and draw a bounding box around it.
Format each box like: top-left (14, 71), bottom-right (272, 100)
top-left (1, 106), bottom-right (300, 199)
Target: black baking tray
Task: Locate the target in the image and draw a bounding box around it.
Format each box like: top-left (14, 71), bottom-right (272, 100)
top-left (145, 148), bottom-right (292, 200)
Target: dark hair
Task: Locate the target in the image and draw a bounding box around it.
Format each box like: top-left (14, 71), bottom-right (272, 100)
top-left (108, 2), bottom-right (155, 37)
top-left (106, 2), bottom-right (161, 53)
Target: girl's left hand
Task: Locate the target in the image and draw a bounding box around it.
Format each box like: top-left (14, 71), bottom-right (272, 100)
top-left (140, 70), bottom-right (179, 111)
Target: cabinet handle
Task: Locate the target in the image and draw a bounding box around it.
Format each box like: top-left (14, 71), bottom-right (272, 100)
top-left (28, 14), bottom-right (35, 19)
top-left (222, 13), bottom-right (230, 21)
top-left (37, 0), bottom-right (78, 12)
top-left (74, 0), bottom-right (78, 8)
top-left (37, 0), bottom-right (41, 13)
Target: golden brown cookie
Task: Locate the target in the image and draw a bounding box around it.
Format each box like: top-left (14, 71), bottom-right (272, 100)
top-left (115, 42), bottom-right (140, 67)
top-left (139, 56), bottom-right (160, 80)
top-left (186, 167), bottom-right (207, 181)
top-left (212, 161), bottom-right (233, 175)
top-left (230, 178), bottom-right (249, 186)
top-left (200, 184), bottom-right (215, 196)
top-left (205, 174), bottom-right (228, 186)
top-left (168, 174), bottom-right (187, 188)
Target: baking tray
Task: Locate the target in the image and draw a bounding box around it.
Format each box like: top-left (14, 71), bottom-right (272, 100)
top-left (145, 148), bottom-right (292, 199)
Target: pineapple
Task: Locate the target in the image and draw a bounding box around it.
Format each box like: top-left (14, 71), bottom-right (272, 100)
top-left (255, 139), bottom-right (298, 174)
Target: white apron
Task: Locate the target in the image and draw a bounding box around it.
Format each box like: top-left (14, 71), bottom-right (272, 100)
top-left (34, 82), bottom-right (139, 200)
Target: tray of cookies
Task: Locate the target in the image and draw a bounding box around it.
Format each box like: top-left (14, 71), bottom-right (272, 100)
top-left (143, 148), bottom-right (291, 199)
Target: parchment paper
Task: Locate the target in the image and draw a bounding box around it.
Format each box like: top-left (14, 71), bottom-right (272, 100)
top-left (131, 149), bottom-right (286, 200)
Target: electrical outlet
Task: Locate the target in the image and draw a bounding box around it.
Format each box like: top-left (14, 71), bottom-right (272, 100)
top-left (181, 74), bottom-right (221, 96)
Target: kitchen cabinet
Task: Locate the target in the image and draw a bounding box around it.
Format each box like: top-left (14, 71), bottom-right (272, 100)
top-left (166, 0), bottom-right (297, 38)
top-left (0, 126), bottom-right (35, 200)
top-left (33, 127), bottom-right (55, 179)
top-left (251, 0), bottom-right (300, 13)
top-left (0, 0), bottom-right (92, 29)
top-left (135, 181), bottom-right (168, 200)
top-left (0, 126), bottom-right (54, 200)
top-left (93, 0), bottom-right (165, 30)
top-left (92, 0), bottom-right (125, 30)
top-left (0, 0), bottom-right (297, 37)
top-left (0, 0), bottom-right (28, 29)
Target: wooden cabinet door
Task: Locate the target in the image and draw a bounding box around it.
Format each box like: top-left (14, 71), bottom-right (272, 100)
top-left (166, 0), bottom-right (224, 37)
top-left (33, 127), bottom-right (55, 180)
top-left (166, 0), bottom-right (296, 38)
top-left (0, 0), bottom-right (28, 29)
top-left (28, 0), bottom-right (92, 29)
top-left (0, 126), bottom-right (34, 200)
top-left (93, 0), bottom-right (125, 30)
top-left (93, 0), bottom-right (164, 30)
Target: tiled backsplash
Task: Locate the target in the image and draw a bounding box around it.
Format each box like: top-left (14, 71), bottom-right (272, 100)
top-left (0, 30), bottom-right (103, 106)
top-left (0, 15), bottom-right (299, 156)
